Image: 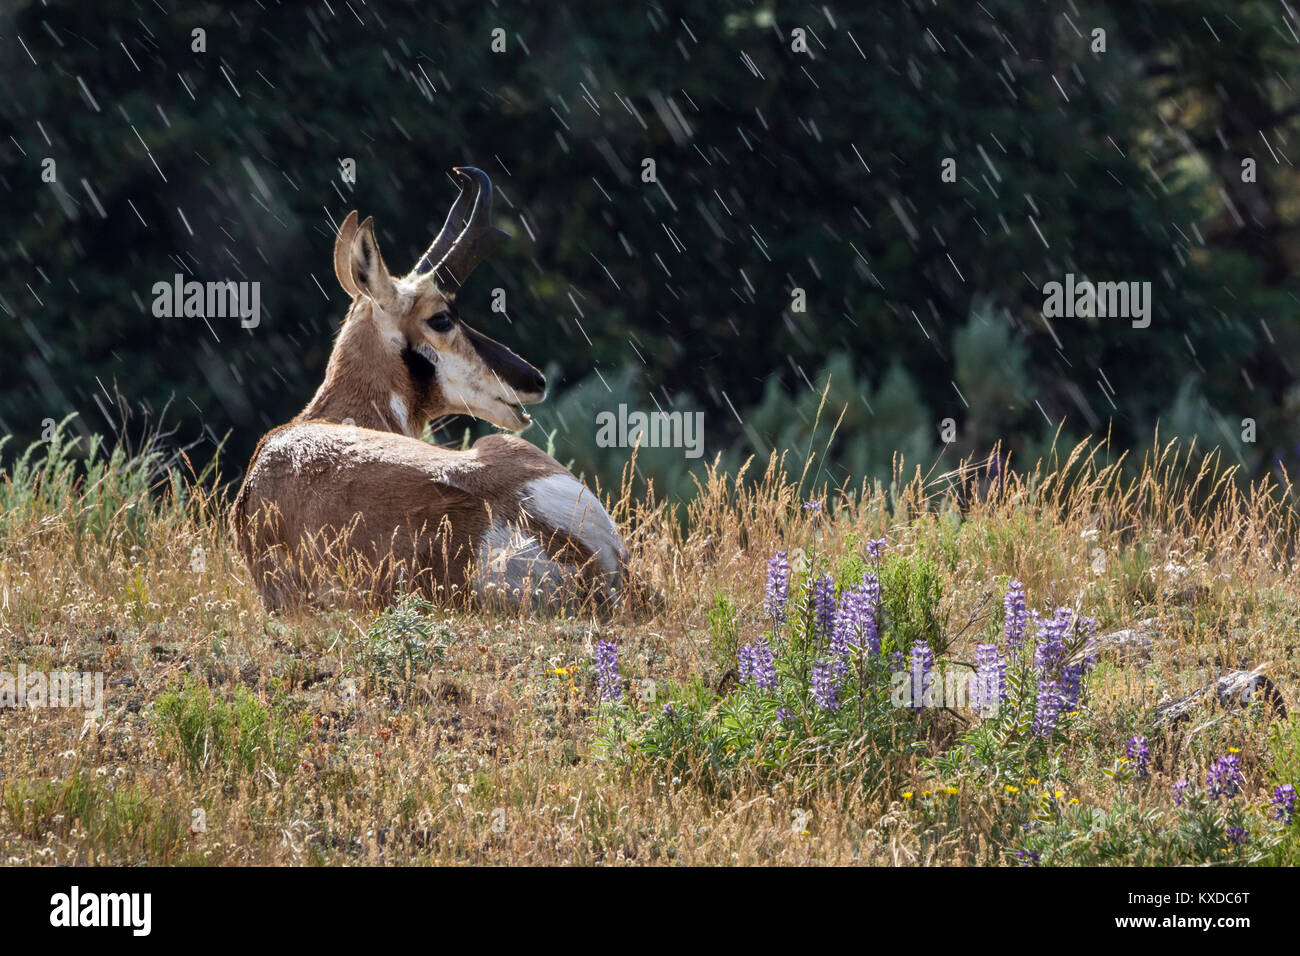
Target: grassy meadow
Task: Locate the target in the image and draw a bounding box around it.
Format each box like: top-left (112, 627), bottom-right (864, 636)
top-left (1, 419), bottom-right (1298, 866)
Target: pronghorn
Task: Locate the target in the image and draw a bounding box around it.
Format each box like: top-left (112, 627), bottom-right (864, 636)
top-left (230, 167), bottom-right (626, 610)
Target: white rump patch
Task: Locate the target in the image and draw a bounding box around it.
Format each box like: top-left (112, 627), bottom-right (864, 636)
top-left (473, 522), bottom-right (569, 603)
top-left (517, 474), bottom-right (625, 577)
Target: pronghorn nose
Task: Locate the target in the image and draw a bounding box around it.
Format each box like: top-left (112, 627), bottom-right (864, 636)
top-left (531, 370), bottom-right (547, 393)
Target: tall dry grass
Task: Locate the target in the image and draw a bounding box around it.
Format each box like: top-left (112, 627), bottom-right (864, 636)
top-left (1, 419), bottom-right (1297, 865)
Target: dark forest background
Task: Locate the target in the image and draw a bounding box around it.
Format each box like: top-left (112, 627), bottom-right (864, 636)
top-left (2, 0), bottom-right (1299, 500)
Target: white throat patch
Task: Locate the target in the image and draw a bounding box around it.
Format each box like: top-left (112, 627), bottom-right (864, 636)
top-left (388, 393), bottom-right (410, 435)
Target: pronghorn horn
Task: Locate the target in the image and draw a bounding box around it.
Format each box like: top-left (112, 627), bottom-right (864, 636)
top-left (412, 171), bottom-right (475, 277)
top-left (421, 166), bottom-right (508, 293)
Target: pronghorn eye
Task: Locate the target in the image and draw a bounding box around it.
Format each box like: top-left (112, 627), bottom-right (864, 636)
top-left (428, 310), bottom-right (455, 333)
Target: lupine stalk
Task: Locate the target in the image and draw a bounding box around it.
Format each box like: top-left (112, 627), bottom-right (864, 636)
top-left (1272, 784), bottom-right (1297, 824)
top-left (832, 575), bottom-right (881, 657)
top-left (1003, 580), bottom-right (1028, 650)
top-left (811, 659), bottom-right (839, 711)
top-left (595, 641), bottom-right (621, 702)
top-left (974, 643), bottom-right (1006, 714)
top-left (909, 640), bottom-right (933, 710)
top-left (737, 644), bottom-right (755, 685)
top-left (827, 616), bottom-right (851, 680)
top-left (811, 573), bottom-right (836, 641)
top-left (1033, 607), bottom-right (1071, 674)
top-left (1126, 736), bottom-right (1150, 777)
top-left (860, 573), bottom-right (881, 654)
top-left (750, 638), bottom-right (777, 690)
top-left (763, 550), bottom-right (791, 624)
top-left (1206, 753), bottom-right (1244, 799)
top-left (1033, 678), bottom-right (1063, 737)
top-left (1033, 607), bottom-right (1094, 713)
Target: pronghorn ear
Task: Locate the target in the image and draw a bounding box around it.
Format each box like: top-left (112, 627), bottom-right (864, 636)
top-left (333, 211), bottom-right (360, 298)
top-left (348, 216), bottom-right (399, 309)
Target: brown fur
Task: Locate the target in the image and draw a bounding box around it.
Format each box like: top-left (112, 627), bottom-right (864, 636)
top-left (231, 427), bottom-right (584, 607)
top-left (230, 194), bottom-right (625, 610)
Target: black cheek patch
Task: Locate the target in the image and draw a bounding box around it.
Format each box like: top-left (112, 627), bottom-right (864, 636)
top-left (401, 346), bottom-right (437, 383)
top-left (401, 345), bottom-right (439, 410)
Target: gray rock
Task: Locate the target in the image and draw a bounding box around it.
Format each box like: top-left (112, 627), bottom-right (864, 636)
top-left (1069, 618), bottom-right (1158, 666)
top-left (1153, 669), bottom-right (1287, 729)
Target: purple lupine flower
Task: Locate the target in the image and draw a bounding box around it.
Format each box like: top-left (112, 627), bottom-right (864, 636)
top-left (1126, 736), bottom-right (1150, 778)
top-left (1033, 678), bottom-right (1064, 737)
top-left (1206, 753), bottom-right (1244, 799)
top-left (866, 537), bottom-right (887, 560)
top-left (803, 499), bottom-right (823, 513)
top-left (1033, 607), bottom-right (1092, 712)
top-left (811, 659), bottom-right (839, 711)
top-left (763, 550), bottom-right (791, 624)
top-left (810, 573), bottom-right (836, 640)
top-left (974, 643), bottom-right (1006, 713)
top-left (829, 581), bottom-right (875, 677)
top-left (751, 638), bottom-right (777, 690)
top-left (1014, 848), bottom-right (1041, 866)
top-left (737, 643), bottom-right (755, 684)
top-left (776, 707), bottom-right (791, 723)
top-left (1171, 779), bottom-right (1190, 805)
top-left (1003, 581), bottom-right (1028, 650)
top-left (827, 619), bottom-right (851, 680)
top-left (1226, 825), bottom-right (1248, 846)
top-left (663, 703), bottom-right (676, 718)
top-left (1060, 616), bottom-right (1099, 710)
top-left (833, 576), bottom-right (881, 655)
top-left (1272, 784), bottom-right (1296, 824)
top-left (1058, 663), bottom-right (1086, 711)
top-left (595, 641), bottom-right (621, 701)
top-left (831, 586), bottom-right (862, 650)
top-left (861, 605), bottom-right (880, 657)
top-left (1033, 607), bottom-right (1072, 674)
top-left (861, 571), bottom-right (881, 612)
top-left (909, 640), bottom-right (934, 710)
